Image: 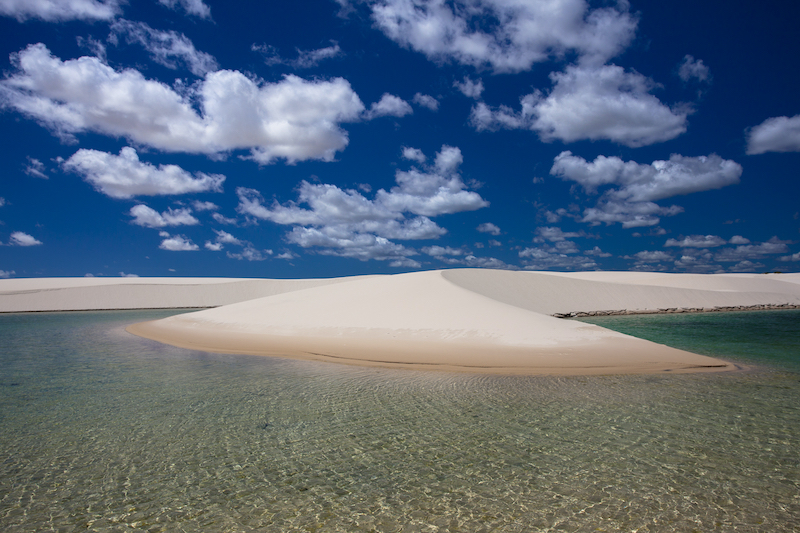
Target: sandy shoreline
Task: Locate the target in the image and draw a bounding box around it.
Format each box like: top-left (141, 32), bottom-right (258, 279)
top-left (4, 269), bottom-right (800, 376)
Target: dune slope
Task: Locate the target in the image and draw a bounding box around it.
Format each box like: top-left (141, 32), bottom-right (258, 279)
top-left (442, 269), bottom-right (800, 315)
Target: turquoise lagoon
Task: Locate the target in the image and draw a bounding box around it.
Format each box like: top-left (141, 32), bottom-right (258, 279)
top-left (1, 309), bottom-right (798, 532)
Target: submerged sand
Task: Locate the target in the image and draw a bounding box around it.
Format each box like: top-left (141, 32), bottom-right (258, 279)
top-left (4, 269), bottom-right (800, 375)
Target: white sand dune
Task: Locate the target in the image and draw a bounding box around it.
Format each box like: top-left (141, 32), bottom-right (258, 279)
top-left (123, 269), bottom-right (800, 375)
top-left (0, 276), bottom-right (367, 312)
top-left (4, 269), bottom-right (799, 375)
top-left (443, 270), bottom-right (800, 315)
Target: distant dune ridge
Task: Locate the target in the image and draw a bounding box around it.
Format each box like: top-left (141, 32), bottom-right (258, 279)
top-left (3, 270), bottom-right (800, 375)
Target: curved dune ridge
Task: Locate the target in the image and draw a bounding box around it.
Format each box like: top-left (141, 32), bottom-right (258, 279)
top-left (116, 269), bottom-right (800, 375)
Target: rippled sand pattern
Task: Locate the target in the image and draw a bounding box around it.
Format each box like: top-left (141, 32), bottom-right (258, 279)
top-left (1, 310), bottom-right (799, 531)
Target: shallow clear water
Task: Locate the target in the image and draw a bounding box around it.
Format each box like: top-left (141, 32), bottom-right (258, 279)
top-left (1, 310), bottom-right (799, 532)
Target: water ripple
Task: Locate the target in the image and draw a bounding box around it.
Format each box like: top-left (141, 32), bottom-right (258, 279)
top-left (0, 310), bottom-right (798, 531)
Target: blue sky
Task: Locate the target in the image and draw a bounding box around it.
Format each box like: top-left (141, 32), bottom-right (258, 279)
top-left (1, 0), bottom-right (798, 279)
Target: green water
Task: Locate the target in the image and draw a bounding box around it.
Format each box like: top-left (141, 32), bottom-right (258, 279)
top-left (575, 309), bottom-right (800, 372)
top-left (1, 310), bottom-right (799, 532)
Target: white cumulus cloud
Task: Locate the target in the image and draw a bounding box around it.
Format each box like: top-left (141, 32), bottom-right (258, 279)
top-left (458, 255), bottom-right (512, 269)
top-left (275, 251), bottom-right (297, 260)
top-left (519, 245), bottom-right (597, 271)
top-left (454, 77), bottom-right (483, 99)
top-left (236, 145), bottom-right (488, 264)
top-left (672, 250), bottom-right (718, 273)
top-left (729, 260), bottom-right (765, 273)
top-left (24, 157), bottom-right (48, 179)
top-left (665, 235), bottom-right (727, 248)
top-left (0, 44), bottom-right (365, 164)
top-left (534, 226), bottom-right (581, 242)
top-left (628, 250), bottom-right (673, 263)
top-left (402, 146), bottom-right (426, 164)
top-left (550, 151), bottom-right (741, 228)
top-left (0, 0), bottom-right (122, 21)
top-left (472, 65), bottom-right (690, 147)
top-left (365, 93), bottom-right (413, 119)
top-left (551, 151), bottom-right (742, 202)
top-left (746, 114), bottom-right (800, 155)
top-left (205, 230), bottom-right (270, 260)
top-left (254, 42), bottom-right (343, 69)
top-left (581, 200), bottom-right (683, 229)
top-left (296, 44), bottom-right (343, 68)
top-left (477, 222), bottom-right (501, 236)
top-left (109, 20), bottom-right (218, 77)
top-left (157, 0), bottom-right (210, 19)
top-left (584, 246), bottom-right (611, 257)
top-left (212, 212), bottom-right (237, 225)
top-left (227, 246), bottom-right (271, 261)
top-left (422, 245), bottom-right (464, 257)
top-left (64, 147), bottom-right (225, 199)
top-left (368, 0), bottom-right (637, 72)
top-left (9, 231), bottom-right (43, 246)
top-left (192, 200), bottom-right (218, 211)
top-left (286, 226), bottom-right (419, 264)
top-left (423, 246), bottom-right (512, 269)
top-left (158, 232), bottom-right (199, 251)
top-left (237, 183), bottom-right (447, 241)
top-left (130, 205), bottom-right (199, 228)
top-left (375, 146), bottom-right (488, 216)
top-left (211, 229), bottom-right (242, 246)
top-left (714, 237), bottom-right (789, 262)
top-left (412, 92), bottom-right (439, 111)
top-left (678, 55), bottom-right (710, 83)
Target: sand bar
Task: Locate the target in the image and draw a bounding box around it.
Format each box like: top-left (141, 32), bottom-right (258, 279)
top-left (4, 269), bottom-right (800, 375)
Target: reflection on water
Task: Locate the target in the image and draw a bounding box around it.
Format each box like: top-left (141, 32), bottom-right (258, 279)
top-left (1, 310), bottom-right (799, 532)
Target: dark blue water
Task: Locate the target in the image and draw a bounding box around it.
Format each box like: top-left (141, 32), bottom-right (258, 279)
top-left (1, 310), bottom-right (799, 532)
